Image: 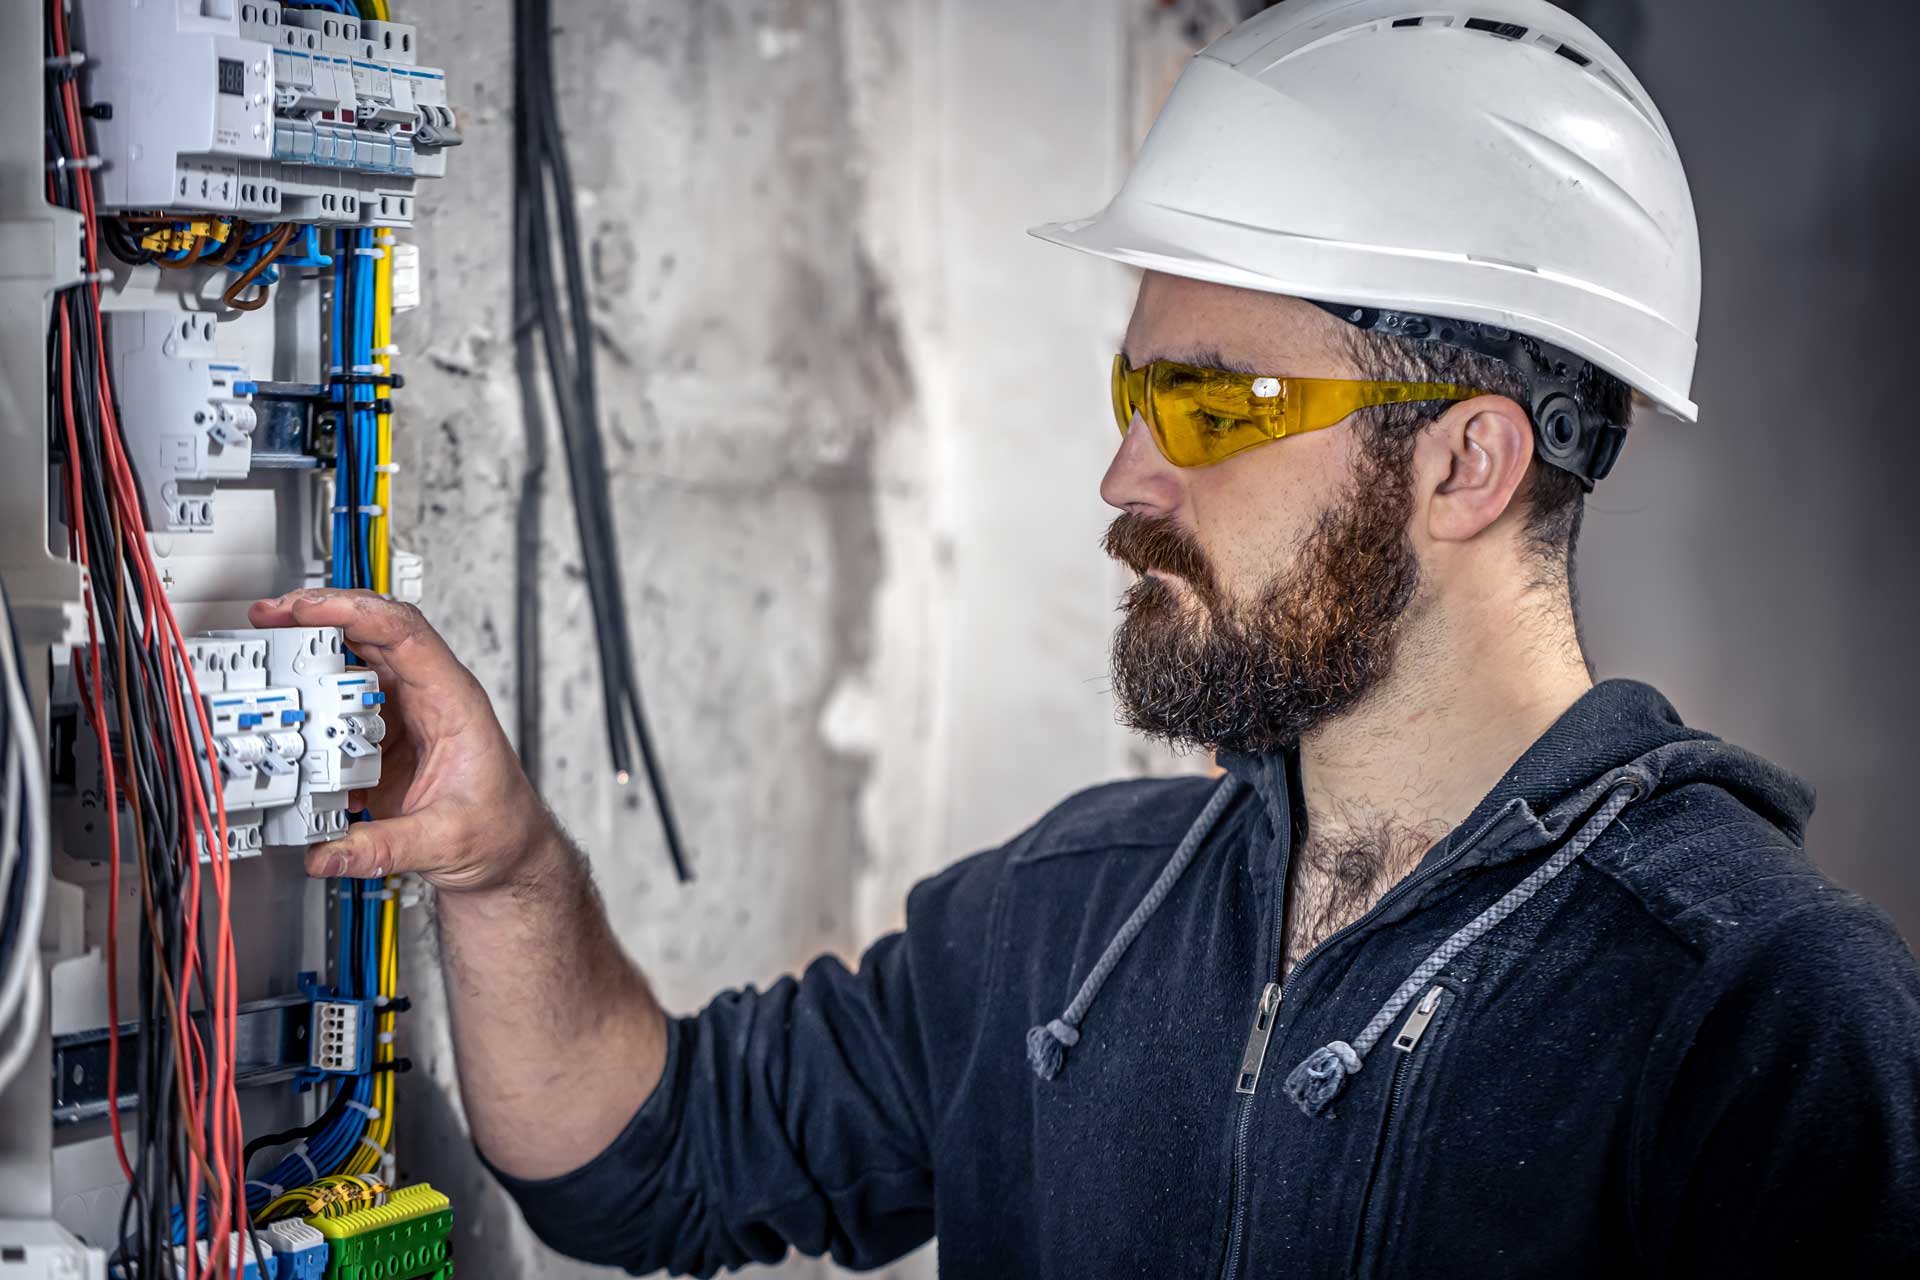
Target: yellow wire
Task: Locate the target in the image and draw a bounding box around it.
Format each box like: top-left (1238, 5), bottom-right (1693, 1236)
top-left (341, 881), bottom-right (398, 1177)
top-left (370, 231), bottom-right (395, 594)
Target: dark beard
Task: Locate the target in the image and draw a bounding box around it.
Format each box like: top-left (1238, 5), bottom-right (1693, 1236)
top-left (1104, 445), bottom-right (1422, 756)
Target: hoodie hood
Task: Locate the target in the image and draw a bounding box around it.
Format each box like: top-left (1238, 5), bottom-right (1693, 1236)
top-left (1222, 678), bottom-right (1815, 873)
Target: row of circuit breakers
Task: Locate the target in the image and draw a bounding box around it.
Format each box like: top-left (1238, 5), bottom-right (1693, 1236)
top-left (59, 628), bottom-right (386, 859)
top-left (88, 0), bottom-right (460, 226)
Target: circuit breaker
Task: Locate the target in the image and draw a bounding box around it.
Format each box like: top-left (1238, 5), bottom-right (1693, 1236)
top-left (206, 626), bottom-right (384, 846)
top-left (107, 311), bottom-right (257, 533)
top-left (182, 633), bottom-right (306, 857)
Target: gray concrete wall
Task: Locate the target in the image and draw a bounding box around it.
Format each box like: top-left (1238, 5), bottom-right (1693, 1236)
top-left (385, 1), bottom-right (1919, 1277)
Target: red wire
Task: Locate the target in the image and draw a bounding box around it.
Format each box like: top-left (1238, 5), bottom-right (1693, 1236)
top-left (57, 302), bottom-right (135, 1185)
top-left (49, 0), bottom-right (245, 1268)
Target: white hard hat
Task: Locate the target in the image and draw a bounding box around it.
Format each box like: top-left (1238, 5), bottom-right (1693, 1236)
top-left (1032, 0), bottom-right (1702, 422)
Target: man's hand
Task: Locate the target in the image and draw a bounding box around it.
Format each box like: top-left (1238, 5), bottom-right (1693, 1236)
top-left (248, 588), bottom-right (554, 892)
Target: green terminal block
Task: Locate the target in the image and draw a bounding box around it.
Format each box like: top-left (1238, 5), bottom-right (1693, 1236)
top-left (307, 1183), bottom-right (453, 1280)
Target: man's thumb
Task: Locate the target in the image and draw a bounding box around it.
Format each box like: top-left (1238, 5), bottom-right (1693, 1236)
top-left (303, 812), bottom-right (436, 880)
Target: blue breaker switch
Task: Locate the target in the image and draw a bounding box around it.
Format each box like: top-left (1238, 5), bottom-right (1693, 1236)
top-left (361, 691), bottom-right (386, 707)
top-left (281, 708), bottom-right (308, 725)
top-left (238, 712), bottom-right (264, 728)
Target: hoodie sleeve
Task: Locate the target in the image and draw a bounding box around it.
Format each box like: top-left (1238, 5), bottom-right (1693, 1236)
top-left (480, 846), bottom-right (1006, 1278)
top-left (1630, 892), bottom-right (1920, 1275)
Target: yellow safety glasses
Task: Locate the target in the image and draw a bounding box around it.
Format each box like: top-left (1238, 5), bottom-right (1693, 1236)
top-left (1111, 354), bottom-right (1488, 468)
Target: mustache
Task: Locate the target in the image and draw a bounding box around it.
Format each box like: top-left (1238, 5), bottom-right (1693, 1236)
top-left (1102, 513), bottom-right (1218, 598)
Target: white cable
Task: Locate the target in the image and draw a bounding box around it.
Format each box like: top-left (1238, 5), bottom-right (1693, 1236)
top-left (0, 963), bottom-right (42, 1094)
top-left (0, 596), bottom-right (51, 1074)
top-left (0, 734), bottom-right (21, 937)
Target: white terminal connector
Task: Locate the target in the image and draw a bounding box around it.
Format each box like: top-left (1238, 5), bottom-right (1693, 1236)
top-left (311, 1000), bottom-right (361, 1073)
top-left (108, 312), bottom-right (256, 534)
top-left (202, 626), bottom-right (385, 848)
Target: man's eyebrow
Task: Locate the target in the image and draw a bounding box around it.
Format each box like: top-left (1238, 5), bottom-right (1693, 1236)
top-left (1125, 347), bottom-right (1263, 375)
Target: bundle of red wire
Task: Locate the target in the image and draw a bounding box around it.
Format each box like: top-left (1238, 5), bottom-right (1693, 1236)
top-left (46, 0), bottom-right (251, 1274)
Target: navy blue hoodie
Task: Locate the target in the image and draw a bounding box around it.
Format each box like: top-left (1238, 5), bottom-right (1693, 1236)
top-left (487, 681), bottom-right (1920, 1276)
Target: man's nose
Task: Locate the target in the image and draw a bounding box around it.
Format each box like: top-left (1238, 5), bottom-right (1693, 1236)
top-left (1100, 414), bottom-right (1183, 516)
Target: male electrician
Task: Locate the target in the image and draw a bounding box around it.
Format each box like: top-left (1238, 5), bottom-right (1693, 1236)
top-left (252, 1), bottom-right (1920, 1275)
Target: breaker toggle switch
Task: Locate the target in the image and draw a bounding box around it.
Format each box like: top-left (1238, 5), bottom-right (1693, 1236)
top-left (413, 104), bottom-right (461, 147)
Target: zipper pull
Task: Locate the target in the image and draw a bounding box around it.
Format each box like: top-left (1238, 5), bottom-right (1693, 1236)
top-left (1392, 985), bottom-right (1445, 1053)
top-left (1234, 982), bottom-right (1284, 1095)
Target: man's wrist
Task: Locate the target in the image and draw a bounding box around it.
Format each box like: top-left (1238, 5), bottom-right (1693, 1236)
top-left (440, 816), bottom-right (579, 901)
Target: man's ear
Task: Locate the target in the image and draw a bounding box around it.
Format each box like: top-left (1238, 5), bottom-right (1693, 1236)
top-left (1413, 396), bottom-right (1535, 545)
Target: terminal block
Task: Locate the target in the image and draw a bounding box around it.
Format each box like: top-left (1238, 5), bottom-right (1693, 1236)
top-left (107, 312), bottom-right (257, 533)
top-left (204, 626), bottom-right (384, 846)
top-left (172, 1231), bottom-right (273, 1280)
top-left (81, 0), bottom-right (459, 226)
top-left (183, 635), bottom-right (307, 858)
top-left (263, 1219), bottom-right (329, 1280)
top-left (307, 1183), bottom-right (451, 1280)
top-left (305, 987), bottom-right (375, 1076)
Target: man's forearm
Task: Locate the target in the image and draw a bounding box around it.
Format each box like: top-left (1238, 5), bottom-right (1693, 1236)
top-left (436, 826), bottom-right (667, 1179)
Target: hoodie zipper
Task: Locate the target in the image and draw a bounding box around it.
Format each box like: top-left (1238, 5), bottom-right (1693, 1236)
top-left (1350, 985), bottom-right (1447, 1275)
top-left (1217, 811), bottom-right (1501, 1280)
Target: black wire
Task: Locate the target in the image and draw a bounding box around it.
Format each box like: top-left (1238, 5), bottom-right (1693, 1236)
top-left (514, 0), bottom-right (690, 880)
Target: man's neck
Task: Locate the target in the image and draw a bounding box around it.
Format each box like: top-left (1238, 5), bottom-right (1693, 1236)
top-left (1280, 589), bottom-right (1593, 972)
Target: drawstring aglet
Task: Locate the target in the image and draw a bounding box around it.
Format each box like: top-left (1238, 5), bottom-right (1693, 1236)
top-left (1281, 1040), bottom-right (1361, 1117)
top-left (1025, 1019), bottom-right (1081, 1081)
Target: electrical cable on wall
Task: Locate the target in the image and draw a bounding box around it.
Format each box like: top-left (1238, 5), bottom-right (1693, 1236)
top-left (513, 0), bottom-right (691, 881)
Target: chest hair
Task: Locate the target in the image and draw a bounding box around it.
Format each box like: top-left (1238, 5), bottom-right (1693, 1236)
top-left (1281, 813), bottom-right (1450, 978)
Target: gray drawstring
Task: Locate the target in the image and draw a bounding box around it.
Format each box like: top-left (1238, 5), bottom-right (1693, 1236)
top-left (1281, 776), bottom-right (1646, 1117)
top-left (1027, 777), bottom-right (1241, 1081)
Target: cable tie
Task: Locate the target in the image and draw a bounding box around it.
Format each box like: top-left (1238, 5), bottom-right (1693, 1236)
top-left (330, 504), bottom-right (385, 516)
top-left (377, 1031), bottom-right (395, 1044)
top-left (345, 1100), bottom-right (382, 1120)
top-left (79, 269), bottom-right (115, 287)
top-left (372, 994), bottom-right (390, 1007)
top-left (352, 247), bottom-right (386, 259)
top-left (352, 363), bottom-right (385, 374)
top-left (46, 51), bottom-right (86, 70)
top-left (373, 463), bottom-right (400, 475)
top-left (357, 1135), bottom-right (390, 1161)
top-left (246, 1181), bottom-right (283, 1200)
top-left (374, 344), bottom-right (400, 357)
top-left (293, 1144), bottom-right (320, 1183)
top-left (376, 887), bottom-right (396, 900)
top-left (47, 154), bottom-right (104, 172)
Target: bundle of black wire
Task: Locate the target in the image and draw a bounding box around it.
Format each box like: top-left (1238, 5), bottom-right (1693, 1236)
top-left (45, 12), bottom-right (263, 1273)
top-left (512, 0), bottom-right (690, 881)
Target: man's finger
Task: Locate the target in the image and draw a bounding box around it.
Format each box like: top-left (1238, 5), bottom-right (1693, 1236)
top-left (248, 589), bottom-right (469, 696)
top-left (302, 811), bottom-right (442, 880)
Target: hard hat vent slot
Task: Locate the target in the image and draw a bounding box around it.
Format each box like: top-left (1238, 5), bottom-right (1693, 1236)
top-left (1391, 16), bottom-right (1424, 27)
top-left (1463, 17), bottom-right (1529, 40)
top-left (1555, 43), bottom-right (1592, 67)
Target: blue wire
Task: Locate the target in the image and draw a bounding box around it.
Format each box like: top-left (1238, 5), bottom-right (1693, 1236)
top-left (330, 230), bottom-right (350, 590)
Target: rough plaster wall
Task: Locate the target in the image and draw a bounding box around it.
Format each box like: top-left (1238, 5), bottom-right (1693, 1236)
top-left (389, 1), bottom-right (925, 1276)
